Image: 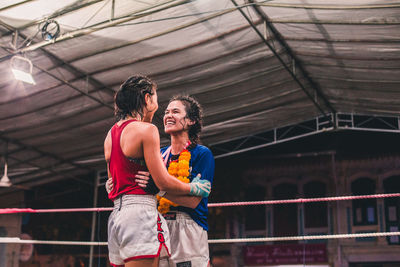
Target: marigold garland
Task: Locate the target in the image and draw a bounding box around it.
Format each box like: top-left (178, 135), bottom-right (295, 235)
top-left (157, 149), bottom-right (191, 214)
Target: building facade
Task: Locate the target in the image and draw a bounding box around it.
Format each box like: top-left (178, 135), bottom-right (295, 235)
top-left (210, 153), bottom-right (400, 267)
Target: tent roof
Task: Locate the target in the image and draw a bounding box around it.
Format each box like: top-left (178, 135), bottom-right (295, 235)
top-left (0, 0), bottom-right (399, 191)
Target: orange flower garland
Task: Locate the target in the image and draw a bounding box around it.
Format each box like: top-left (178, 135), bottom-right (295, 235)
top-left (157, 149), bottom-right (191, 214)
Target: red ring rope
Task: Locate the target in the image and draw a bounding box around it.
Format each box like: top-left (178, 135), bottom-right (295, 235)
top-left (0, 193), bottom-right (399, 214)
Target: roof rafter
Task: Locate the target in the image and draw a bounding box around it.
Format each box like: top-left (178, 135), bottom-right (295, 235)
top-left (258, 2), bottom-right (400, 10)
top-left (250, 0), bottom-right (337, 117)
top-left (5, 75), bottom-right (297, 143)
top-left (1, 38), bottom-right (276, 130)
top-left (0, 135), bottom-right (95, 185)
top-left (0, 20), bottom-right (114, 111)
top-left (261, 19), bottom-right (400, 25)
top-left (17, 0), bottom-right (190, 53)
top-left (18, 76), bottom-right (299, 144)
top-left (231, 0), bottom-right (336, 126)
top-left (0, 0), bottom-right (35, 12)
top-left (1, 0), bottom-right (104, 34)
top-left (51, 4), bottom-right (238, 65)
top-left (33, 63), bottom-right (114, 109)
top-left (7, 154), bottom-right (92, 186)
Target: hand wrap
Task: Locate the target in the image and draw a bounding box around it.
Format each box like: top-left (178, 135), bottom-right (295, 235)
top-left (189, 176), bottom-right (211, 198)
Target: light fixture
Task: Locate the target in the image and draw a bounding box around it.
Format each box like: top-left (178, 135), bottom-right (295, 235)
top-left (0, 161), bottom-right (11, 187)
top-left (10, 55), bottom-right (35, 84)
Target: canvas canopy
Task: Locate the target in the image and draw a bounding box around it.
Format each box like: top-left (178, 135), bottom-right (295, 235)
top-left (0, 0), bottom-right (399, 190)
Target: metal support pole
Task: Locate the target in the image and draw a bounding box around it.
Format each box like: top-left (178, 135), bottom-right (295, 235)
top-left (89, 172), bottom-right (100, 267)
top-left (331, 153), bottom-right (342, 266)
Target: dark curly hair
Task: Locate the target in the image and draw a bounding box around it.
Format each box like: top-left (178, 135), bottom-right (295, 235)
top-left (114, 75), bottom-right (156, 121)
top-left (169, 95), bottom-right (203, 145)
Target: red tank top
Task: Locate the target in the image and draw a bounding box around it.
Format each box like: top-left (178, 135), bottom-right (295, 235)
top-left (108, 119), bottom-right (148, 201)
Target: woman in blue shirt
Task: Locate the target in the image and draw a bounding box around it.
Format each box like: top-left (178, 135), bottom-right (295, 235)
top-left (108, 95), bottom-right (215, 267)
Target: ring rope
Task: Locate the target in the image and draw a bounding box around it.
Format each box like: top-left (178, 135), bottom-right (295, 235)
top-left (1, 232), bottom-right (400, 245)
top-left (207, 193), bottom-right (400, 207)
top-left (0, 238), bottom-right (107, 246)
top-left (0, 207), bottom-right (113, 214)
top-left (1, 193), bottom-right (399, 214)
top-left (207, 231), bottom-right (400, 244)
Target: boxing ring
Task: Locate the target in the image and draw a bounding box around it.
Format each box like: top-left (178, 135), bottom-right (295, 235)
top-left (1, 192), bottom-right (400, 266)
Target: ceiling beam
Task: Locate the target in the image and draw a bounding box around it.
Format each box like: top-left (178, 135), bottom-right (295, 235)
top-left (7, 154), bottom-right (92, 186)
top-left (4, 32), bottom-right (114, 97)
top-left (231, 0), bottom-right (336, 127)
top-left (209, 112), bottom-right (400, 159)
top-left (37, 48), bottom-right (115, 96)
top-left (0, 1), bottom-right (191, 96)
top-left (0, 135), bottom-right (95, 184)
top-left (17, 0), bottom-right (190, 53)
top-left (0, 0), bottom-right (35, 12)
top-left (0, 20), bottom-right (115, 110)
top-left (1, 0), bottom-right (105, 35)
top-left (257, 2), bottom-right (400, 10)
top-left (248, 0), bottom-right (336, 115)
top-left (1, 37), bottom-right (273, 133)
top-left (52, 3), bottom-right (238, 64)
top-left (33, 63), bottom-right (114, 109)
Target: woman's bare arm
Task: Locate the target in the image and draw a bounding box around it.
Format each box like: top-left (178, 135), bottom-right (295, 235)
top-left (134, 171), bottom-right (201, 208)
top-left (163, 194), bottom-right (202, 209)
top-left (104, 130), bottom-right (112, 179)
top-left (104, 130), bottom-right (111, 163)
top-left (142, 124), bottom-right (192, 194)
top-left (106, 124), bottom-right (210, 197)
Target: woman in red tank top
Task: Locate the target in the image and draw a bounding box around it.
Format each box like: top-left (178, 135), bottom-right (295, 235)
top-left (104, 75), bottom-right (211, 267)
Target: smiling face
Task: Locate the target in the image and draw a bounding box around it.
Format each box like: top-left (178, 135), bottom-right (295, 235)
top-left (163, 100), bottom-right (193, 135)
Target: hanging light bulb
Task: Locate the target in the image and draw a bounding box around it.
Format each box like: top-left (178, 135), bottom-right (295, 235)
top-left (10, 55), bottom-right (35, 84)
top-left (0, 161), bottom-right (11, 187)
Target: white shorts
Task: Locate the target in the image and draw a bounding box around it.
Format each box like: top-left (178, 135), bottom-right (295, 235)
top-left (108, 194), bottom-right (171, 266)
top-left (159, 211), bottom-right (209, 267)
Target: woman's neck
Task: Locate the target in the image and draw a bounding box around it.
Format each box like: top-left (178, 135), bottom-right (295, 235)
top-left (125, 114), bottom-right (142, 121)
top-left (170, 133), bottom-right (190, 155)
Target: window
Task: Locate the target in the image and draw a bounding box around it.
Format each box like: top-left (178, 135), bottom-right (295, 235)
top-left (304, 181), bottom-right (328, 228)
top-left (273, 183), bottom-right (298, 242)
top-left (384, 176), bottom-right (400, 245)
top-left (244, 186), bottom-right (266, 231)
top-left (351, 178), bottom-right (377, 225)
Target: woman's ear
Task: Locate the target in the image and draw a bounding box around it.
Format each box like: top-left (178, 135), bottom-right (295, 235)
top-left (144, 93), bottom-right (157, 114)
top-left (144, 93), bottom-right (152, 105)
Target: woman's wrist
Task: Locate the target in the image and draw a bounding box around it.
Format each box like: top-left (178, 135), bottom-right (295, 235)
top-left (157, 190), bottom-right (166, 197)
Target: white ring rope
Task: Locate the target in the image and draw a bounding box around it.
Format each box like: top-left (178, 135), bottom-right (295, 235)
top-left (0, 238), bottom-right (107, 246)
top-left (1, 194), bottom-right (399, 247)
top-left (1, 232), bottom-right (399, 245)
top-left (207, 231), bottom-right (400, 244)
